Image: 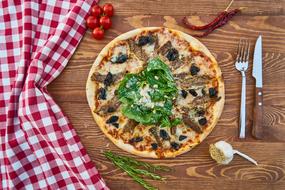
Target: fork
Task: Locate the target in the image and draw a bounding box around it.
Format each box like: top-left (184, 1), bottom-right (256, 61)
top-left (235, 40), bottom-right (250, 139)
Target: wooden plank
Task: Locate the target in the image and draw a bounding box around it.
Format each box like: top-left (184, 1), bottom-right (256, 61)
top-left (111, 0), bottom-right (285, 16)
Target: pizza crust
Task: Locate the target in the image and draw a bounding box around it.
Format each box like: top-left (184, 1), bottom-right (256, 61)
top-left (86, 27), bottom-right (225, 158)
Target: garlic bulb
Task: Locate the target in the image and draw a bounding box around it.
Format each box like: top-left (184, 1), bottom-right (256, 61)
top-left (209, 141), bottom-right (258, 165)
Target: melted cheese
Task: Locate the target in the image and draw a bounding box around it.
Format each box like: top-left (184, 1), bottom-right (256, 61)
top-left (138, 84), bottom-right (165, 108)
top-left (126, 57), bottom-right (144, 74)
top-left (194, 56), bottom-right (215, 76)
top-left (113, 45), bottom-right (128, 56)
top-left (138, 85), bottom-right (155, 108)
top-left (142, 43), bottom-right (155, 56)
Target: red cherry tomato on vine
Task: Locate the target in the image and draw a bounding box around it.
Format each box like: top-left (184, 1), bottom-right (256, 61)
top-left (100, 16), bottom-right (112, 29)
top-left (91, 5), bottom-right (102, 17)
top-left (86, 16), bottom-right (99, 29)
top-left (103, 3), bottom-right (114, 17)
top-left (92, 27), bottom-right (104, 40)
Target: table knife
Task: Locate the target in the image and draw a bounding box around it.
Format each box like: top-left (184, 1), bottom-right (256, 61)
top-left (252, 35), bottom-right (264, 139)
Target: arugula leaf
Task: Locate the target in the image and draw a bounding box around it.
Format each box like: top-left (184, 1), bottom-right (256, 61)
top-left (117, 58), bottom-right (180, 127)
top-left (171, 118), bottom-right (182, 126)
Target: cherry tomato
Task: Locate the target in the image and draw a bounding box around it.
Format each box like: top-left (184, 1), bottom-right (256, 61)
top-left (100, 16), bottom-right (112, 29)
top-left (86, 16), bottom-right (99, 29)
top-left (91, 5), bottom-right (102, 17)
top-left (103, 3), bottom-right (114, 17)
top-left (92, 27), bottom-right (104, 40)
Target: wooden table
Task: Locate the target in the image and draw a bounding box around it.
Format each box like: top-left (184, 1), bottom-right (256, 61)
top-left (49, 0), bottom-right (285, 189)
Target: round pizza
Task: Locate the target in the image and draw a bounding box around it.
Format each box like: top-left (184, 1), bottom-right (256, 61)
top-left (86, 27), bottom-right (225, 158)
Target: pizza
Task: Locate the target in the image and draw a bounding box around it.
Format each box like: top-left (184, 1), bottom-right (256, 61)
top-left (86, 27), bottom-right (225, 158)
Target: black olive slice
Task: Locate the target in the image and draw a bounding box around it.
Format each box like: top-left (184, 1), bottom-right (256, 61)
top-left (181, 90), bottom-right (188, 98)
top-left (151, 143), bottom-right (158, 150)
top-left (179, 135), bottom-right (187, 141)
top-left (190, 65), bottom-right (200, 76)
top-left (198, 117), bottom-right (207, 126)
top-left (159, 129), bottom-right (170, 140)
top-left (209, 87), bottom-right (217, 98)
top-left (129, 137), bottom-right (143, 143)
top-left (106, 115), bottom-right (119, 124)
top-left (98, 88), bottom-right (107, 100)
top-left (189, 89), bottom-right (198, 97)
top-left (166, 48), bottom-right (179, 61)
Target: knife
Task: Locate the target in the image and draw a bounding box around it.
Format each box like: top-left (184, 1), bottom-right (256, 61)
top-left (252, 35), bottom-right (264, 139)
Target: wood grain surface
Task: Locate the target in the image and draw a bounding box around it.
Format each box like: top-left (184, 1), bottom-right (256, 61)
top-left (48, 0), bottom-right (285, 189)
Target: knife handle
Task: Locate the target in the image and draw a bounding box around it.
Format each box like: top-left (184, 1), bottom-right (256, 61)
top-left (252, 87), bottom-right (264, 139)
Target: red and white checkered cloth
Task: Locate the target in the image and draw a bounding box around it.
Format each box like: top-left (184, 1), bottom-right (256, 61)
top-left (0, 0), bottom-right (109, 189)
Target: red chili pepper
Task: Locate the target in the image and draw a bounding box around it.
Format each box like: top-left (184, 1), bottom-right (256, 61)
top-left (193, 9), bottom-right (241, 37)
top-left (182, 0), bottom-right (242, 37)
top-left (182, 11), bottom-right (228, 30)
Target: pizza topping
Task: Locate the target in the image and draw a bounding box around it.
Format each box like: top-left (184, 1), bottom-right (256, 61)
top-left (104, 72), bottom-right (113, 86)
top-left (182, 114), bottom-right (202, 133)
top-left (136, 35), bottom-right (155, 46)
top-left (196, 108), bottom-right (205, 116)
top-left (117, 58), bottom-right (179, 127)
top-left (170, 125), bottom-right (177, 135)
top-left (209, 87), bottom-right (218, 98)
top-left (123, 119), bottom-right (138, 133)
top-left (106, 115), bottom-right (119, 124)
top-left (188, 89), bottom-right (198, 97)
top-left (166, 48), bottom-right (179, 61)
top-left (190, 65), bottom-right (200, 75)
top-left (91, 72), bottom-right (105, 82)
top-left (112, 123), bottom-right (119, 128)
top-left (107, 107), bottom-right (116, 113)
top-left (170, 142), bottom-right (180, 150)
top-left (175, 75), bottom-right (212, 89)
top-left (170, 60), bottom-right (184, 70)
top-left (98, 87), bottom-right (107, 100)
top-left (91, 71), bottom-right (123, 84)
top-left (111, 54), bottom-right (128, 64)
top-left (158, 41), bottom-right (172, 55)
top-left (201, 88), bottom-right (206, 96)
top-left (149, 127), bottom-right (162, 147)
top-left (127, 39), bottom-right (148, 62)
top-left (198, 117), bottom-right (207, 126)
top-left (151, 143), bottom-right (158, 150)
top-left (159, 129), bottom-right (170, 140)
top-left (180, 89), bottom-right (188, 98)
top-left (179, 135), bottom-right (187, 141)
top-left (98, 97), bottom-right (121, 113)
top-left (129, 136), bottom-right (143, 143)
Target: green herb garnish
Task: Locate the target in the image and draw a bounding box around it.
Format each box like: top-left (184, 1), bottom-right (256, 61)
top-left (117, 58), bottom-right (180, 127)
top-left (104, 151), bottom-right (171, 190)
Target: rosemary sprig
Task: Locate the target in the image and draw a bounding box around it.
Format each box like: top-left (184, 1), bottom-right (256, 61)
top-left (104, 151), bottom-right (171, 172)
top-left (104, 151), bottom-right (171, 190)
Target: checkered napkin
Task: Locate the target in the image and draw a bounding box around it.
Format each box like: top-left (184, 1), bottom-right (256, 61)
top-left (0, 0), bottom-right (108, 189)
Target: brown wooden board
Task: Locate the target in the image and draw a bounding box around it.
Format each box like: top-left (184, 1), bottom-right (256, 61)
top-left (48, 0), bottom-right (285, 189)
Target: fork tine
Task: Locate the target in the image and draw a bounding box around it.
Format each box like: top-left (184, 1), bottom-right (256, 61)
top-left (240, 40), bottom-right (245, 62)
top-left (242, 40), bottom-right (248, 62)
top-left (246, 41), bottom-right (250, 62)
top-left (236, 39), bottom-right (242, 62)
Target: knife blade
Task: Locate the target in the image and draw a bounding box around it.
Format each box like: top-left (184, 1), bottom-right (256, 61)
top-left (252, 36), bottom-right (262, 87)
top-left (252, 35), bottom-right (264, 139)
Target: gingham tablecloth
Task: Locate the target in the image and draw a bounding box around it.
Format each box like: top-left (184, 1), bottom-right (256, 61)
top-left (0, 0), bottom-right (108, 189)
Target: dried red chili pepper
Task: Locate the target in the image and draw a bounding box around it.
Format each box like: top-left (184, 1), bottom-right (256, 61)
top-left (182, 11), bottom-right (228, 30)
top-left (182, 0), bottom-right (241, 37)
top-left (194, 9), bottom-right (241, 37)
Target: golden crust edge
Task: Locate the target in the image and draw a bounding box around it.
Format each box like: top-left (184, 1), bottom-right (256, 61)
top-left (86, 27), bottom-right (225, 158)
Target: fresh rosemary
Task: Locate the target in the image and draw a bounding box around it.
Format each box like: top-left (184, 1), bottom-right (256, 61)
top-left (104, 151), bottom-right (171, 190)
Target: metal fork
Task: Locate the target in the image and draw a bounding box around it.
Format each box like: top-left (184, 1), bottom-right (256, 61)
top-left (235, 39), bottom-right (250, 139)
